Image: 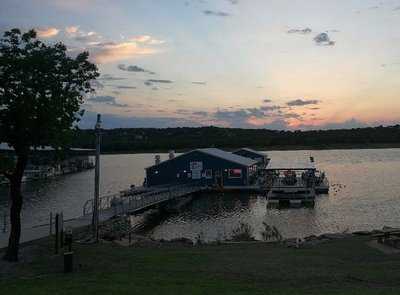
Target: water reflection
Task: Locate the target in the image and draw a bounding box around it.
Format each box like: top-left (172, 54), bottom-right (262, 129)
top-left (1, 149), bottom-right (400, 240)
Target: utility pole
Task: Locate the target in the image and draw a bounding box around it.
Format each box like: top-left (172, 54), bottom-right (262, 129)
top-left (93, 114), bottom-right (102, 242)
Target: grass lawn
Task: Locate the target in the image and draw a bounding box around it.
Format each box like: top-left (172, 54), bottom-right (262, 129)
top-left (1, 236), bottom-right (400, 294)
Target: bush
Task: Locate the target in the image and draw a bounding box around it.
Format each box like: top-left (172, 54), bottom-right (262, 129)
top-left (231, 222), bottom-right (255, 241)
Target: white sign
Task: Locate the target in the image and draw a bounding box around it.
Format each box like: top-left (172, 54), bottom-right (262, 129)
top-left (190, 161), bottom-right (203, 171)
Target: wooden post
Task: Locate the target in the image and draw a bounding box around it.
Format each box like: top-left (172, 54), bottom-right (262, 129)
top-left (60, 212), bottom-right (64, 247)
top-left (93, 114), bottom-right (102, 243)
top-left (49, 212), bottom-right (53, 236)
top-left (55, 213), bottom-right (59, 254)
top-left (64, 251), bottom-right (74, 273)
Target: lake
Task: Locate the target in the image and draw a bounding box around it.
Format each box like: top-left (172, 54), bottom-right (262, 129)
top-left (1, 148), bottom-right (400, 241)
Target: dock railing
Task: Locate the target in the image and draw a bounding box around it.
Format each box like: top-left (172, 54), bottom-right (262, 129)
top-left (82, 182), bottom-right (203, 216)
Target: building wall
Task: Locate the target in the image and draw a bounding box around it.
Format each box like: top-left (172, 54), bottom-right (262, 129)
top-left (146, 150), bottom-right (251, 187)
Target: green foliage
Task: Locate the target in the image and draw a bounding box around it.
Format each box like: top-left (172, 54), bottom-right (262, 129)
top-left (0, 28), bottom-right (99, 154)
top-left (71, 125), bottom-right (400, 153)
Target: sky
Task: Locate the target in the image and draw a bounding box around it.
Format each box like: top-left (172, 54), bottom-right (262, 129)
top-left (1, 0), bottom-right (400, 130)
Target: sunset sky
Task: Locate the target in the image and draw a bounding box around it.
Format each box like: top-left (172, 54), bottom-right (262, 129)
top-left (1, 0), bottom-right (400, 129)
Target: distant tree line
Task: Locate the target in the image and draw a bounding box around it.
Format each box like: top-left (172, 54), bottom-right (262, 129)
top-left (71, 125), bottom-right (400, 153)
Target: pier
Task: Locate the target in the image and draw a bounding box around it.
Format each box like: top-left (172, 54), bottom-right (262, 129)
top-left (83, 183), bottom-right (204, 217)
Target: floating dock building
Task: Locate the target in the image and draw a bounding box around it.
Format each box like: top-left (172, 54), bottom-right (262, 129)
top-left (145, 148), bottom-right (258, 187)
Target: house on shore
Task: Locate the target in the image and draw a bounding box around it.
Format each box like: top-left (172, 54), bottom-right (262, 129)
top-left (145, 148), bottom-right (257, 187)
top-left (232, 148), bottom-right (269, 166)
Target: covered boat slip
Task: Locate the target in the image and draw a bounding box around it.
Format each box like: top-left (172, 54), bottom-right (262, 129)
top-left (265, 157), bottom-right (328, 193)
top-left (264, 157), bottom-right (324, 206)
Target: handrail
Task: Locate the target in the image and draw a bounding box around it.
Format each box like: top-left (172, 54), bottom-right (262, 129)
top-left (82, 182), bottom-right (203, 216)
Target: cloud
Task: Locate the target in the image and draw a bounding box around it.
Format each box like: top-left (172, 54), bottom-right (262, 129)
top-left (227, 0), bottom-right (239, 4)
top-left (65, 26), bottom-right (102, 43)
top-left (90, 41), bottom-right (157, 64)
top-left (192, 81), bottom-right (207, 85)
top-left (129, 35), bottom-right (165, 45)
top-left (66, 30), bottom-right (163, 64)
top-left (36, 27), bottom-right (59, 38)
top-left (145, 79), bottom-right (174, 85)
top-left (192, 111), bottom-right (209, 116)
top-left (90, 80), bottom-right (104, 89)
top-left (287, 27), bottom-right (312, 34)
top-left (286, 99), bottom-right (319, 106)
top-left (65, 26), bottom-right (79, 34)
top-left (314, 32), bottom-right (335, 46)
top-left (114, 85), bottom-right (137, 89)
top-left (87, 95), bottom-right (128, 107)
top-left (203, 10), bottom-right (230, 17)
top-left (79, 111), bottom-right (201, 129)
top-left (98, 74), bottom-right (126, 81)
top-left (118, 64), bottom-right (155, 74)
top-left (260, 105), bottom-right (282, 111)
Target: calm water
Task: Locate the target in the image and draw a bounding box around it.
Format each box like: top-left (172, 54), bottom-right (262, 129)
top-left (1, 149), bottom-right (400, 241)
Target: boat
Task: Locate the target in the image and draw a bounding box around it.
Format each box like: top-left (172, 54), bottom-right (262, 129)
top-left (315, 170), bottom-right (329, 194)
top-left (264, 156), bottom-right (329, 207)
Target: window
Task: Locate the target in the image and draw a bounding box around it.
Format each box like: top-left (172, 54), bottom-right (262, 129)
top-left (228, 169), bottom-right (242, 178)
top-left (205, 169), bottom-right (212, 179)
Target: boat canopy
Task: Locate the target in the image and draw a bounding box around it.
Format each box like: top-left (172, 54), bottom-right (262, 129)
top-left (265, 158), bottom-right (316, 171)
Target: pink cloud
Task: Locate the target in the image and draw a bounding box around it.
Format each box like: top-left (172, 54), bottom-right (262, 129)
top-left (90, 41), bottom-right (158, 64)
top-left (36, 27), bottom-right (59, 38)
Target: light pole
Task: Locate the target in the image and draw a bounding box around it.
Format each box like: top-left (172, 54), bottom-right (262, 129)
top-left (93, 114), bottom-right (101, 242)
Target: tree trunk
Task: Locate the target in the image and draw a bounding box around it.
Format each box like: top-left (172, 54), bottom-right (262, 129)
top-left (3, 153), bottom-right (28, 262)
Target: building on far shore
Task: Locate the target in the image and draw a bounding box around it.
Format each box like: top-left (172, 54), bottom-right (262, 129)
top-left (232, 148), bottom-right (269, 166)
top-left (0, 143), bottom-right (95, 184)
top-left (145, 148), bottom-right (257, 187)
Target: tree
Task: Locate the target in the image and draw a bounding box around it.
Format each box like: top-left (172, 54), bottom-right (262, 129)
top-left (0, 28), bottom-right (99, 261)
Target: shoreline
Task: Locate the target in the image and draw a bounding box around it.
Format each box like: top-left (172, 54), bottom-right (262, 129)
top-left (2, 226), bottom-right (400, 294)
top-left (97, 143), bottom-right (400, 155)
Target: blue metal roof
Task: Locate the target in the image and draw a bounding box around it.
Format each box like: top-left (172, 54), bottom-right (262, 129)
top-left (197, 148), bottom-right (257, 166)
top-left (146, 148), bottom-right (257, 169)
top-left (233, 147), bottom-right (267, 158)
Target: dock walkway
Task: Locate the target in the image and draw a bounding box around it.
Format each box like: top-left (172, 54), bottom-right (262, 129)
top-left (0, 183), bottom-right (203, 249)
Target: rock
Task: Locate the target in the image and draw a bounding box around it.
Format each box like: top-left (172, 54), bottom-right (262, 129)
top-left (304, 235), bottom-right (318, 242)
top-left (319, 233), bottom-right (352, 240)
top-left (352, 230), bottom-right (372, 236)
top-left (284, 238), bottom-right (301, 248)
top-left (383, 226), bottom-right (400, 231)
top-left (169, 237), bottom-right (194, 245)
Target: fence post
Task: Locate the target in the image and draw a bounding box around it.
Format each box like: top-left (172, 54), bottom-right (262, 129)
top-left (49, 212), bottom-right (53, 236)
top-left (60, 212), bottom-right (64, 247)
top-left (55, 213), bottom-right (59, 254)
